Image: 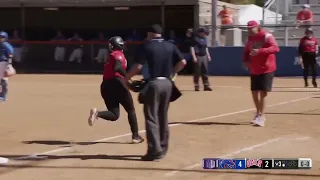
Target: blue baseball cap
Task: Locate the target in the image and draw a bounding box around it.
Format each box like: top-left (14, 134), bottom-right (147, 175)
top-left (0, 31), bottom-right (8, 39)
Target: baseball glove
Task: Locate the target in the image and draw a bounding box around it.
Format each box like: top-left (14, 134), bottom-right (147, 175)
top-left (128, 79), bottom-right (146, 92)
top-left (4, 64), bottom-right (16, 77)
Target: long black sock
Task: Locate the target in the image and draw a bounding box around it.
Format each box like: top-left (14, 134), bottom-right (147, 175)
top-left (127, 110), bottom-right (139, 135)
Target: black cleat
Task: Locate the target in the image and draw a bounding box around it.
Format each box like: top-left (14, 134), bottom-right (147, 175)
top-left (305, 82), bottom-right (309, 88)
top-left (194, 86), bottom-right (200, 91)
top-left (312, 81), bottom-right (317, 88)
top-left (141, 152), bottom-right (164, 161)
top-left (204, 86), bottom-right (212, 91)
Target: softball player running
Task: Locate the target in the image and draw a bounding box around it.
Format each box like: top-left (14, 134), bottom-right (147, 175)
top-left (87, 36), bottom-right (144, 144)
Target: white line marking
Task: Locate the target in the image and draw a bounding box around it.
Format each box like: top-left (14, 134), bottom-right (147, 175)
top-left (15, 82), bottom-right (244, 89)
top-left (180, 85), bottom-right (242, 89)
top-left (164, 136), bottom-right (311, 177)
top-left (13, 96), bottom-right (311, 161)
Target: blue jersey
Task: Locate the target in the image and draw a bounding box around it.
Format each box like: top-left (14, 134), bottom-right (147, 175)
top-left (0, 42), bottom-right (14, 62)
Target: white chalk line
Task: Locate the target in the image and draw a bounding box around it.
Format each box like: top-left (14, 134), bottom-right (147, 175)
top-left (60, 83), bottom-right (244, 89)
top-left (12, 96), bottom-right (311, 161)
top-left (179, 85), bottom-right (243, 89)
top-left (164, 136), bottom-right (311, 177)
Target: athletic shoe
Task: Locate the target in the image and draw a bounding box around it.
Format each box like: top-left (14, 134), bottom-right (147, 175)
top-left (132, 135), bottom-right (144, 144)
top-left (0, 97), bottom-right (6, 102)
top-left (88, 108), bottom-right (98, 126)
top-left (0, 157), bottom-right (9, 164)
top-left (253, 116), bottom-right (265, 127)
top-left (194, 86), bottom-right (200, 91)
top-left (251, 114), bottom-right (259, 124)
top-left (141, 152), bottom-right (164, 161)
top-left (204, 86), bottom-right (212, 91)
top-left (312, 81), bottom-right (317, 88)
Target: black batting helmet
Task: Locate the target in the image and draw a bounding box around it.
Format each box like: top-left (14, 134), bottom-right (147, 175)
top-left (108, 36), bottom-right (124, 51)
top-left (305, 27), bottom-right (313, 34)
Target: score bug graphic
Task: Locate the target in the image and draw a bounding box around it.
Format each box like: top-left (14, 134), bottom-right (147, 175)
top-left (246, 159), bottom-right (263, 168)
top-left (219, 159), bottom-right (236, 169)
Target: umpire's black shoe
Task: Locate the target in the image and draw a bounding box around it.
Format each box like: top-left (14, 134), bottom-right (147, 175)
top-left (141, 152), bottom-right (164, 161)
top-left (204, 86), bottom-right (212, 91)
top-left (131, 135), bottom-right (144, 144)
top-left (312, 81), bottom-right (317, 88)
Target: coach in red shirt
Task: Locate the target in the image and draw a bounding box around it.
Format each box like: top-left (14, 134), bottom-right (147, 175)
top-left (296, 4), bottom-right (313, 28)
top-left (243, 20), bottom-right (280, 127)
top-left (298, 28), bottom-right (318, 88)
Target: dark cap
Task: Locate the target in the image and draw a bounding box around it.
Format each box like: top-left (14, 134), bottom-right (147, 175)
top-left (198, 27), bottom-right (206, 33)
top-left (186, 28), bottom-right (193, 33)
top-left (147, 24), bottom-right (162, 34)
top-left (306, 27), bottom-right (313, 33)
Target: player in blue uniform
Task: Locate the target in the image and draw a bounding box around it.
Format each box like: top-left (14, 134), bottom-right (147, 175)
top-left (0, 31), bottom-right (15, 102)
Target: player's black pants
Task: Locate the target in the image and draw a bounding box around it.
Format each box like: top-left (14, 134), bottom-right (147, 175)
top-left (98, 77), bottom-right (139, 136)
top-left (302, 52), bottom-right (317, 83)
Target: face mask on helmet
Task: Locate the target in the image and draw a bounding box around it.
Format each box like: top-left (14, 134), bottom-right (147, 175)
top-left (108, 43), bottom-right (113, 52)
top-left (306, 32), bottom-right (313, 38)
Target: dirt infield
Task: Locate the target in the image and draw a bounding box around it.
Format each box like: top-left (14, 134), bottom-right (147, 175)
top-left (0, 75), bottom-right (320, 180)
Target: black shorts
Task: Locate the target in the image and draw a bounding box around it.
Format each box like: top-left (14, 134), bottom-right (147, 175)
top-left (250, 72), bottom-right (274, 92)
top-left (100, 77), bottom-right (135, 112)
top-left (302, 52), bottom-right (317, 68)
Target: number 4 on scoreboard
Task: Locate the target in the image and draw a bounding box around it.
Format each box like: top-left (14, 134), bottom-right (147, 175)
top-left (235, 159), bottom-right (246, 169)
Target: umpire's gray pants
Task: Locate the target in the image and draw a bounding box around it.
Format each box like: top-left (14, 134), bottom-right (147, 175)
top-left (193, 55), bottom-right (210, 87)
top-left (143, 78), bottom-right (172, 155)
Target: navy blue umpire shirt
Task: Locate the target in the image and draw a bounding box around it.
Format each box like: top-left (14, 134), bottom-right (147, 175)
top-left (192, 36), bottom-right (208, 57)
top-left (135, 37), bottom-right (184, 79)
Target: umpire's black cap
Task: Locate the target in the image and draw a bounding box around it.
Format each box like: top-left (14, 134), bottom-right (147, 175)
top-left (198, 27), bottom-right (206, 33)
top-left (147, 24), bottom-right (162, 34)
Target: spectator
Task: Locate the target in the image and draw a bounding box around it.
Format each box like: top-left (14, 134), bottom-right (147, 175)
top-left (168, 30), bottom-right (177, 44)
top-left (10, 29), bottom-right (22, 63)
top-left (296, 4), bottom-right (313, 29)
top-left (52, 30), bottom-right (65, 40)
top-left (218, 5), bottom-right (233, 46)
top-left (94, 32), bottom-right (108, 63)
top-left (126, 29), bottom-right (141, 41)
top-left (52, 30), bottom-right (66, 62)
top-left (11, 30), bottom-right (20, 41)
top-left (68, 32), bottom-right (83, 64)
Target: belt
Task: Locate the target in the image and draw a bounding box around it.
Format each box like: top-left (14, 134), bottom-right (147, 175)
top-left (148, 77), bottom-right (169, 81)
top-left (155, 77), bottom-right (167, 80)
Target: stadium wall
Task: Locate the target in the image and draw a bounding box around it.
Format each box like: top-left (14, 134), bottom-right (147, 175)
top-left (10, 41), bottom-right (309, 76)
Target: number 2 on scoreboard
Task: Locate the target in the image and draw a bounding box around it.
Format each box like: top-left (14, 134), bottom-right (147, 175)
top-left (262, 159), bottom-right (273, 169)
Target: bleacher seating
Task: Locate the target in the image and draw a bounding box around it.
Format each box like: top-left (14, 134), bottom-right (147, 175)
top-left (274, 1), bottom-right (320, 46)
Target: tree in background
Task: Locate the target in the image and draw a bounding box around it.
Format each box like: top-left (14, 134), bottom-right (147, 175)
top-left (221, 0), bottom-right (265, 7)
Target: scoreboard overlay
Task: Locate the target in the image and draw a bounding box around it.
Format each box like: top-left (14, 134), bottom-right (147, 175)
top-left (202, 158), bottom-right (312, 170)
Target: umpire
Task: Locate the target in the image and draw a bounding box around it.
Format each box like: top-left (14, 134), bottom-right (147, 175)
top-left (190, 28), bottom-right (212, 91)
top-left (298, 28), bottom-right (318, 88)
top-left (127, 24), bottom-right (186, 161)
